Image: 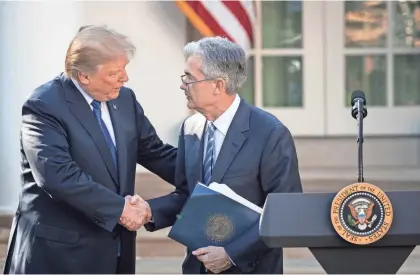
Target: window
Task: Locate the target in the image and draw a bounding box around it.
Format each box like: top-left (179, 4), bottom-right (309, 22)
top-left (185, 2), bottom-right (327, 136)
top-left (246, 1), bottom-right (325, 135)
top-left (326, 1), bottom-right (420, 135)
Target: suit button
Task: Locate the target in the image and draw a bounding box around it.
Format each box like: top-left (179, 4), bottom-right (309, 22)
top-left (249, 261), bottom-right (258, 267)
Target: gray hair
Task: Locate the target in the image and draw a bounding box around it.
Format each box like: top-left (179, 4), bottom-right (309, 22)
top-left (65, 25), bottom-right (136, 79)
top-left (183, 36), bottom-right (247, 94)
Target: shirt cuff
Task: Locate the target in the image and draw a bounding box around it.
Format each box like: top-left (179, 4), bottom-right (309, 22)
top-left (228, 255), bottom-right (235, 266)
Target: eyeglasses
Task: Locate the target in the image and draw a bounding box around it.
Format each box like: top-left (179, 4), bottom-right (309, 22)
top-left (180, 74), bottom-right (221, 86)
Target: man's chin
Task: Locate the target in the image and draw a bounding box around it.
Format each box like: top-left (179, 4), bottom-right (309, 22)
top-left (186, 101), bottom-right (195, 110)
top-left (108, 91), bottom-right (120, 100)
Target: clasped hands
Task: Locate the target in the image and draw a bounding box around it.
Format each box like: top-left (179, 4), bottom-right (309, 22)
top-left (119, 194), bottom-right (151, 231)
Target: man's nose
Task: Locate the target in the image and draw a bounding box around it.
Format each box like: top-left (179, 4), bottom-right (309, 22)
top-left (120, 71), bottom-right (129, 82)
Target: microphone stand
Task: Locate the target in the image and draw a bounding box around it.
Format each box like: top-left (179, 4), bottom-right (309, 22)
top-left (356, 101), bottom-right (364, 183)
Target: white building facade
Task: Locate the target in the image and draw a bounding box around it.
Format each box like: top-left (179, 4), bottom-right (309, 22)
top-left (1, 1), bottom-right (419, 214)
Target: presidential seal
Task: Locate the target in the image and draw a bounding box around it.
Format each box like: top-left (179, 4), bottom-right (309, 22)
top-left (331, 182), bottom-right (393, 245)
top-left (205, 214), bottom-right (235, 244)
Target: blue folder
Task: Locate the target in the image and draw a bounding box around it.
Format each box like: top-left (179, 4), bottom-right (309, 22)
top-left (167, 183), bottom-right (261, 250)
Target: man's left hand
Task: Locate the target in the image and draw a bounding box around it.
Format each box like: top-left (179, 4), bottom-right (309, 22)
top-left (192, 246), bottom-right (232, 274)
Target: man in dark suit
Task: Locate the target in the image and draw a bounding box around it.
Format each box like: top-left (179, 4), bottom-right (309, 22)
top-left (143, 37), bottom-right (303, 274)
top-left (3, 25), bottom-right (176, 274)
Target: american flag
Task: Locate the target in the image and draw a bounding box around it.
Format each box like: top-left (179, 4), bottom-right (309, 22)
top-left (175, 0), bottom-right (256, 53)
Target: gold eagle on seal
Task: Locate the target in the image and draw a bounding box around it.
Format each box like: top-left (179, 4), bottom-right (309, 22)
top-left (348, 198), bottom-right (377, 231)
top-left (205, 214), bottom-right (235, 244)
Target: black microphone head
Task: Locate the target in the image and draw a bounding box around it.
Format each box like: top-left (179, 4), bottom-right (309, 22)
top-left (351, 90), bottom-right (366, 105)
top-left (351, 90), bottom-right (367, 119)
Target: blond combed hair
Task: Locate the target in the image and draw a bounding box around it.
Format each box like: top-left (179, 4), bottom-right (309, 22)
top-left (65, 25), bottom-right (136, 79)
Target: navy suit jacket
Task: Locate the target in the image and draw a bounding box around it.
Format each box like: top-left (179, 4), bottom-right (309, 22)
top-left (146, 98), bottom-right (303, 274)
top-left (3, 73), bottom-right (177, 274)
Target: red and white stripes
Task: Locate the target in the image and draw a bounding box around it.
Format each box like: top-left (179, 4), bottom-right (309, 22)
top-left (175, 0), bottom-right (256, 53)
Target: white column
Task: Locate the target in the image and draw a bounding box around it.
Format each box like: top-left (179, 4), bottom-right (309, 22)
top-left (0, 1), bottom-right (84, 214)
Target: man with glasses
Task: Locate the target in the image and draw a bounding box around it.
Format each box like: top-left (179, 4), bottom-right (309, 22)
top-left (143, 36), bottom-right (303, 274)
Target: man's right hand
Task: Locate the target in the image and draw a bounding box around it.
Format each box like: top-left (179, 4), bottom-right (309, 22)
top-left (119, 195), bottom-right (151, 231)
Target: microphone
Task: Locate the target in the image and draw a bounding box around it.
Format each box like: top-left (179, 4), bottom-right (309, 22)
top-left (351, 90), bottom-right (367, 119)
top-left (350, 90), bottom-right (367, 183)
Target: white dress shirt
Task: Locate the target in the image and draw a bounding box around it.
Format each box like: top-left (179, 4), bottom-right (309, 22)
top-left (203, 94), bottom-right (241, 166)
top-left (71, 78), bottom-right (116, 146)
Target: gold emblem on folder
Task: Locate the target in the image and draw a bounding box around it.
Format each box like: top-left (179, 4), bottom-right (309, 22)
top-left (331, 182), bottom-right (393, 245)
top-left (205, 214), bottom-right (235, 244)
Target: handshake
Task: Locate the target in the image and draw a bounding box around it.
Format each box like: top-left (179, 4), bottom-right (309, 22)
top-left (119, 195), bottom-right (152, 231)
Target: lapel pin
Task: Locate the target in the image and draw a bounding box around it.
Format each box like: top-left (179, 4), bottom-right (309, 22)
top-left (113, 104), bottom-right (117, 110)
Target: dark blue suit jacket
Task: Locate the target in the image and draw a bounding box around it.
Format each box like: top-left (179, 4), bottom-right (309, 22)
top-left (146, 98), bottom-right (302, 274)
top-left (3, 74), bottom-right (177, 274)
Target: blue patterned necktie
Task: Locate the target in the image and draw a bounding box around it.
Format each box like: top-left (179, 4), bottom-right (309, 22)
top-left (203, 122), bottom-right (216, 186)
top-left (91, 100), bottom-right (118, 170)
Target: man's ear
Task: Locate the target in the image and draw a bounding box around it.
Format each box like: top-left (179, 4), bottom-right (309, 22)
top-left (77, 72), bottom-right (90, 85)
top-left (214, 79), bottom-right (226, 95)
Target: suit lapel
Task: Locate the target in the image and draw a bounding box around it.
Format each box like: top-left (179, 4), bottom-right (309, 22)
top-left (211, 98), bottom-right (250, 183)
top-left (61, 74), bottom-right (118, 186)
top-left (183, 114), bottom-right (206, 191)
top-left (107, 101), bottom-right (126, 193)
top-left (186, 133), bottom-right (205, 191)
top-left (198, 126), bottom-right (205, 184)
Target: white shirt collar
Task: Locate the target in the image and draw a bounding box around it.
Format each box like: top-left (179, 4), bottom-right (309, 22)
top-left (71, 78), bottom-right (95, 105)
top-left (210, 94), bottom-right (241, 136)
